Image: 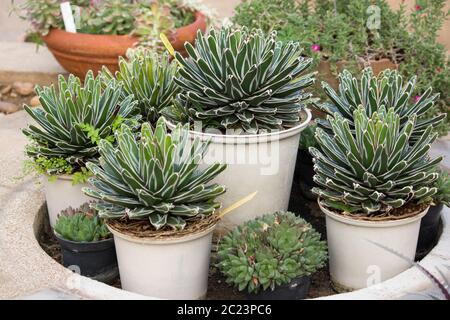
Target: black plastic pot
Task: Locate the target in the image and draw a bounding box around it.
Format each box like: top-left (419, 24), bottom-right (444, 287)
top-left (293, 149), bottom-right (317, 200)
top-left (246, 276), bottom-right (311, 300)
top-left (55, 233), bottom-right (118, 282)
top-left (416, 204), bottom-right (443, 258)
top-left (294, 150), bottom-right (315, 186)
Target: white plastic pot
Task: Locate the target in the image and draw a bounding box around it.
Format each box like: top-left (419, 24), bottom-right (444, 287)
top-left (108, 223), bottom-right (216, 299)
top-left (319, 201), bottom-right (428, 292)
top-left (167, 109), bottom-right (312, 233)
top-left (43, 175), bottom-right (91, 227)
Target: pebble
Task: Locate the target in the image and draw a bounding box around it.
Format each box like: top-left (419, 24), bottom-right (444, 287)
top-left (10, 92), bottom-right (18, 98)
top-left (30, 95), bottom-right (41, 107)
top-left (12, 81), bottom-right (35, 96)
top-left (0, 85), bottom-right (12, 95)
top-left (0, 101), bottom-right (21, 114)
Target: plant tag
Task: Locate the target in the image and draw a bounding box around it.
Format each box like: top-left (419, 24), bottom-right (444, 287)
top-left (60, 2), bottom-right (77, 33)
top-left (218, 191), bottom-right (258, 218)
top-left (160, 33), bottom-right (175, 57)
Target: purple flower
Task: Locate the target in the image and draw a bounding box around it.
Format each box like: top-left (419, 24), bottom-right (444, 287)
top-left (414, 95), bottom-right (421, 103)
top-left (311, 44), bottom-right (321, 52)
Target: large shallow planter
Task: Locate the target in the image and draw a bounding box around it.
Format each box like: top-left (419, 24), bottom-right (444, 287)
top-left (246, 276), bottom-right (311, 300)
top-left (55, 233), bottom-right (118, 282)
top-left (108, 222), bottom-right (216, 299)
top-left (168, 109), bottom-right (312, 233)
top-left (41, 12), bottom-right (207, 78)
top-left (416, 203), bottom-right (443, 258)
top-left (43, 175), bottom-right (91, 227)
top-left (319, 201), bottom-right (428, 292)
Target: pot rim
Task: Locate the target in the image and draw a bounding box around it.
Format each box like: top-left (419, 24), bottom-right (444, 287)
top-left (166, 108), bottom-right (312, 144)
top-left (44, 11), bottom-right (205, 40)
top-left (54, 231), bottom-right (114, 245)
top-left (106, 220), bottom-right (217, 245)
top-left (318, 200), bottom-right (429, 227)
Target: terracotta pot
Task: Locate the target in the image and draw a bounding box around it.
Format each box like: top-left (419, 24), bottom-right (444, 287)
top-left (42, 12), bottom-right (207, 78)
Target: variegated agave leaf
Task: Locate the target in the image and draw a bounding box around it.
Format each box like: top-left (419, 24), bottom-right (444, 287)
top-left (101, 50), bottom-right (179, 123)
top-left (83, 117), bottom-right (227, 230)
top-left (22, 71), bottom-right (140, 165)
top-left (169, 27), bottom-right (316, 134)
top-left (316, 68), bottom-right (445, 142)
top-left (310, 106), bottom-right (442, 215)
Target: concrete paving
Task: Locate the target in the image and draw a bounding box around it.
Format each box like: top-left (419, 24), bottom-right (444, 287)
top-left (0, 42), bottom-right (66, 86)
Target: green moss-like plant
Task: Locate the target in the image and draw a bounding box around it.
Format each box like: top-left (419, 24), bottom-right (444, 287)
top-left (217, 211), bottom-right (327, 293)
top-left (55, 202), bottom-right (110, 242)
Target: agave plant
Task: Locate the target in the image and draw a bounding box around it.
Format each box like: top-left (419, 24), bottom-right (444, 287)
top-left (315, 68), bottom-right (445, 142)
top-left (166, 27), bottom-right (316, 134)
top-left (217, 211), bottom-right (327, 293)
top-left (83, 117), bottom-right (227, 230)
top-left (432, 169), bottom-right (450, 207)
top-left (23, 71), bottom-right (139, 168)
top-left (310, 106), bottom-right (442, 215)
top-left (101, 50), bottom-right (179, 122)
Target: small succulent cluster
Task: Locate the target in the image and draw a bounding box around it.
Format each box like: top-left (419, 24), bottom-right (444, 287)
top-left (83, 117), bottom-right (227, 230)
top-left (23, 71), bottom-right (139, 173)
top-left (15, 0), bottom-right (201, 51)
top-left (316, 68), bottom-right (445, 142)
top-left (54, 202), bottom-right (110, 242)
top-left (13, 0), bottom-right (89, 36)
top-left (85, 0), bottom-right (135, 35)
top-left (217, 212), bottom-right (327, 293)
top-left (101, 50), bottom-right (179, 122)
top-left (132, 2), bottom-right (176, 51)
top-left (166, 27), bottom-right (316, 134)
top-left (433, 169), bottom-right (450, 207)
top-left (311, 106), bottom-right (442, 215)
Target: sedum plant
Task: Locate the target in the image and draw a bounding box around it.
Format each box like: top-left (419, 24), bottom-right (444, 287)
top-left (101, 50), bottom-right (179, 122)
top-left (432, 169), bottom-right (450, 207)
top-left (83, 117), bottom-right (227, 230)
top-left (55, 202), bottom-right (110, 242)
top-left (311, 106), bottom-right (442, 215)
top-left (84, 0), bottom-right (135, 35)
top-left (132, 2), bottom-right (176, 51)
top-left (23, 71), bottom-right (139, 173)
top-left (167, 27), bottom-right (316, 134)
top-left (217, 211), bottom-right (327, 293)
top-left (316, 68), bottom-right (445, 142)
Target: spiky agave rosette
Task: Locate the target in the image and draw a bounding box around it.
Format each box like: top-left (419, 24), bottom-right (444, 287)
top-left (101, 50), bottom-right (180, 123)
top-left (164, 27), bottom-right (316, 134)
top-left (22, 71), bottom-right (139, 168)
top-left (83, 117), bottom-right (227, 231)
top-left (310, 106), bottom-right (442, 216)
top-left (315, 68), bottom-right (445, 142)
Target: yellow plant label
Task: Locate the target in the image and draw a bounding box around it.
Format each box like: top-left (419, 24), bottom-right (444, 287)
top-left (218, 191), bottom-right (258, 218)
top-left (160, 33), bottom-right (175, 57)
